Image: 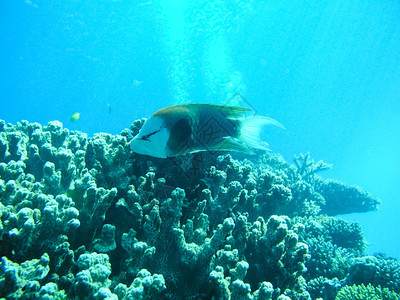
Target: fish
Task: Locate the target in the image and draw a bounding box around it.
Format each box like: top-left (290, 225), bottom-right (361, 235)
top-left (132, 79), bottom-right (143, 86)
top-left (130, 103), bottom-right (284, 158)
top-left (70, 112), bottom-right (80, 122)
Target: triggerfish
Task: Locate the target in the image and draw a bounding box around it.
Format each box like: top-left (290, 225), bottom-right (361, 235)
top-left (130, 103), bottom-right (284, 158)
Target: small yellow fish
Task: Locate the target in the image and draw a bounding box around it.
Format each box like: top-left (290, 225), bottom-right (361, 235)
top-left (70, 112), bottom-right (80, 122)
top-left (130, 103), bottom-right (284, 158)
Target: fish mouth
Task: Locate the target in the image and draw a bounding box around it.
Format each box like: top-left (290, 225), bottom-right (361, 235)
top-left (130, 136), bottom-right (167, 158)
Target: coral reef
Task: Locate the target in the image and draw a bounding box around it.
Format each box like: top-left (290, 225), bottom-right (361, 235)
top-left (0, 119), bottom-right (398, 299)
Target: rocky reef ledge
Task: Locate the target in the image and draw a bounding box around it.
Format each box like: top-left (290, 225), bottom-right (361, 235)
top-left (0, 119), bottom-right (398, 299)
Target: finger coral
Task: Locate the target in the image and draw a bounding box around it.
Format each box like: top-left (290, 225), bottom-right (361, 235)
top-left (0, 119), bottom-right (397, 300)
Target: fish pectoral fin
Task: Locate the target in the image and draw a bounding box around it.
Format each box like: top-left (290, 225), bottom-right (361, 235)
top-left (206, 137), bottom-right (255, 154)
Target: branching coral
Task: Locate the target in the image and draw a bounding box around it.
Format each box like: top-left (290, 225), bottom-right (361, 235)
top-left (293, 153), bottom-right (332, 183)
top-left (335, 284), bottom-right (399, 300)
top-left (0, 253), bottom-right (50, 298)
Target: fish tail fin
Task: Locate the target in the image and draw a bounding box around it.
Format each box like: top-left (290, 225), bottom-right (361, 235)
top-left (237, 115), bottom-right (285, 150)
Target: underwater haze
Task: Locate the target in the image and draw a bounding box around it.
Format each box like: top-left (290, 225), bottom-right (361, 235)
top-left (1, 0), bottom-right (400, 298)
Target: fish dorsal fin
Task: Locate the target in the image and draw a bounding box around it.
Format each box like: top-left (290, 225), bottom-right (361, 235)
top-left (153, 104), bottom-right (249, 118)
top-left (202, 104), bottom-right (250, 117)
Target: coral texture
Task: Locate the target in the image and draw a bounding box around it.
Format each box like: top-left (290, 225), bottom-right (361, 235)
top-left (0, 119), bottom-right (398, 300)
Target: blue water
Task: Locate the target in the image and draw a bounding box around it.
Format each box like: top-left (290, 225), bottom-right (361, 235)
top-left (1, 0), bottom-right (399, 259)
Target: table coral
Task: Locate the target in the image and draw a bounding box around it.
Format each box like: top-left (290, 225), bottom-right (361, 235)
top-left (0, 119), bottom-right (398, 300)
